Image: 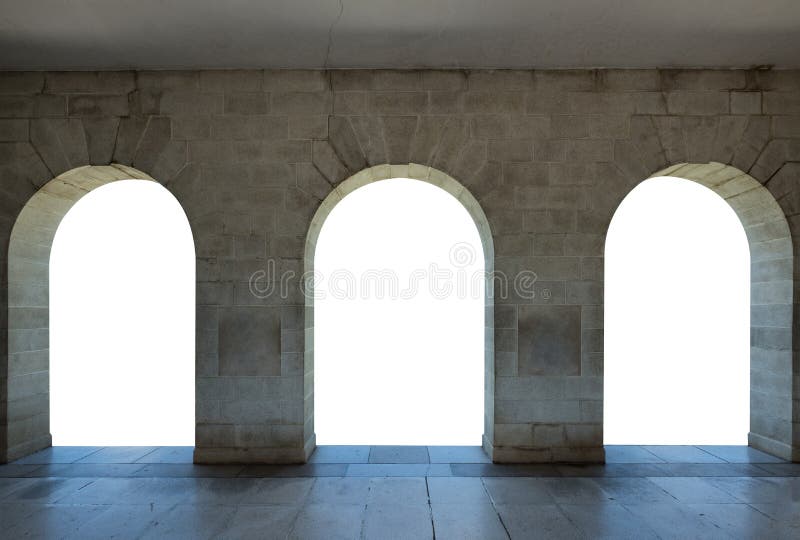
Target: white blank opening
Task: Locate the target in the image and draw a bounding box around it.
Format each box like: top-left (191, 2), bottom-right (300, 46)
top-left (314, 178), bottom-right (484, 445)
top-left (604, 176), bottom-right (750, 445)
top-left (50, 180), bottom-right (195, 446)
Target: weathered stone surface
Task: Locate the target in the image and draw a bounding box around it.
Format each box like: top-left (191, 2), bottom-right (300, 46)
top-left (518, 305), bottom-right (581, 376)
top-left (1, 68), bottom-right (800, 466)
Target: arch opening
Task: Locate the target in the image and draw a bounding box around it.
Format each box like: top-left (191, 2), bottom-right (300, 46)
top-left (604, 176), bottom-right (750, 445)
top-left (603, 162), bottom-right (794, 459)
top-left (5, 165), bottom-right (196, 460)
top-left (304, 164), bottom-right (495, 454)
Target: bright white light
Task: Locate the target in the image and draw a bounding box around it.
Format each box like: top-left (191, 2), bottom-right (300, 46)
top-left (50, 180), bottom-right (195, 446)
top-left (314, 178), bottom-right (484, 445)
top-left (604, 176), bottom-right (750, 445)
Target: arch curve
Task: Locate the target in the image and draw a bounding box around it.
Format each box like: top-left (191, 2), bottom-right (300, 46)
top-left (302, 163), bottom-right (496, 459)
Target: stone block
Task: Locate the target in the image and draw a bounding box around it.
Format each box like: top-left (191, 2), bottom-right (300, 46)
top-left (159, 91), bottom-right (224, 115)
top-left (504, 162), bottom-right (548, 186)
top-left (666, 91), bottom-right (729, 115)
top-left (44, 71), bottom-right (134, 93)
top-left (730, 91), bottom-right (762, 114)
top-left (210, 115), bottom-right (287, 140)
top-left (0, 119), bottom-right (28, 141)
top-left (34, 95), bottom-right (65, 117)
top-left (329, 116), bottom-right (368, 170)
top-left (200, 70), bottom-right (263, 92)
top-left (463, 92), bottom-right (524, 114)
top-left (289, 115), bottom-right (328, 139)
top-left (426, 91), bottom-right (464, 114)
top-left (421, 70), bottom-right (467, 90)
top-left (218, 306), bottom-right (281, 376)
top-left (661, 69), bottom-right (746, 91)
top-left (488, 139), bottom-right (531, 162)
top-left (0, 96), bottom-right (34, 118)
top-left (0, 72), bottom-right (44, 94)
top-left (224, 93), bottom-right (269, 114)
top-left (67, 94), bottom-right (128, 116)
top-left (565, 139), bottom-right (612, 162)
top-left (367, 91), bottom-right (427, 114)
top-left (517, 305), bottom-right (581, 376)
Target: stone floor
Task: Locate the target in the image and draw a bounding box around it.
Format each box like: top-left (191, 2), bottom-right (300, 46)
top-left (0, 445), bottom-right (798, 538)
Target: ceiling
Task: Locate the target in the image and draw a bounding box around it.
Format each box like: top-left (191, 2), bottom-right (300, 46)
top-left (1, 0), bottom-right (799, 70)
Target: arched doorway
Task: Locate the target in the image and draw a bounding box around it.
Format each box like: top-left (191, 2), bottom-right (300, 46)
top-left (304, 164), bottom-right (495, 455)
top-left (605, 176), bottom-right (750, 444)
top-left (604, 163), bottom-right (793, 459)
top-left (50, 180), bottom-right (194, 445)
top-left (5, 165), bottom-right (195, 460)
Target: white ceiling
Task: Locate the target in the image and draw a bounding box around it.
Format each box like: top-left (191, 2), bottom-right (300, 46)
top-left (1, 0), bottom-right (799, 70)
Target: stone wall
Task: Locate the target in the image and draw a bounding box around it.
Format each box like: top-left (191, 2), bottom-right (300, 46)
top-left (1, 69), bottom-right (799, 463)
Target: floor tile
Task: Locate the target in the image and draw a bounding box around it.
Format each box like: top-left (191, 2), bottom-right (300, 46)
top-left (622, 502), bottom-right (729, 539)
top-left (13, 446), bottom-right (102, 464)
top-left (133, 463), bottom-right (245, 477)
top-left (183, 477), bottom-right (259, 505)
top-left (363, 503), bottom-right (434, 539)
top-left (308, 477), bottom-right (371, 504)
top-left (751, 501), bottom-right (800, 528)
top-left (3, 477), bottom-right (92, 503)
top-left (647, 476), bottom-right (739, 503)
top-left (428, 446), bottom-right (491, 463)
top-left (426, 477), bottom-right (491, 504)
top-left (698, 445), bottom-right (786, 464)
top-left (121, 477), bottom-right (197, 505)
top-left (591, 477), bottom-right (675, 504)
top-left (308, 445), bottom-right (370, 463)
top-left (556, 463), bottom-right (667, 477)
top-left (640, 445), bottom-right (724, 463)
top-left (76, 447), bottom-right (158, 464)
top-left (221, 505), bottom-right (301, 539)
top-left (368, 477), bottom-right (428, 505)
top-left (541, 477), bottom-right (610, 503)
top-left (56, 477), bottom-right (149, 504)
top-left (708, 476), bottom-right (800, 504)
top-left (0, 477), bottom-right (38, 499)
top-left (0, 464), bottom-right (43, 478)
top-left (450, 463), bottom-right (560, 477)
top-left (139, 503), bottom-right (238, 539)
top-left (28, 463), bottom-right (146, 477)
top-left (242, 477), bottom-right (314, 504)
top-left (495, 504), bottom-right (584, 539)
top-left (688, 503), bottom-right (784, 538)
top-left (655, 463), bottom-right (770, 477)
top-left (482, 477), bottom-right (554, 504)
top-left (67, 502), bottom-right (169, 540)
top-left (346, 463), bottom-right (451, 477)
top-left (238, 463), bottom-right (348, 477)
top-left (604, 445), bottom-right (664, 463)
top-left (430, 503), bottom-right (508, 540)
top-left (369, 445), bottom-right (430, 464)
top-left (289, 502), bottom-right (365, 539)
top-left (0, 502), bottom-right (46, 531)
top-left (5, 503), bottom-right (111, 539)
top-left (754, 463), bottom-right (800, 476)
top-left (558, 503), bottom-right (660, 539)
top-left (134, 446), bottom-right (194, 464)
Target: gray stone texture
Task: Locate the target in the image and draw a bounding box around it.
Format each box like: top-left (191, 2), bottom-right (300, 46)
top-left (0, 69), bottom-right (799, 465)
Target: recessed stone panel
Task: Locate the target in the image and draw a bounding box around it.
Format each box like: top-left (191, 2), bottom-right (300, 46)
top-left (518, 305), bottom-right (581, 376)
top-left (219, 306), bottom-right (281, 376)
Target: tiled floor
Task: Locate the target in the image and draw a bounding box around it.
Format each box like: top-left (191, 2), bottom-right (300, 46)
top-left (0, 445), bottom-right (798, 538)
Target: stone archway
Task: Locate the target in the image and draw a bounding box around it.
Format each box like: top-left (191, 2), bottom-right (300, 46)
top-left (630, 162), bottom-right (793, 459)
top-left (4, 164), bottom-right (193, 461)
top-left (303, 163), bottom-right (496, 459)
